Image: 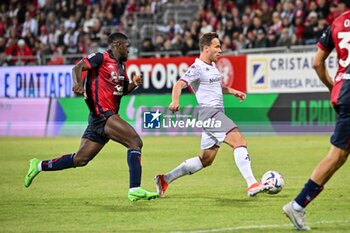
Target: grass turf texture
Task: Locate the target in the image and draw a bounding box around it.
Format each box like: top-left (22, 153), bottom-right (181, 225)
top-left (1, 135), bottom-right (349, 232)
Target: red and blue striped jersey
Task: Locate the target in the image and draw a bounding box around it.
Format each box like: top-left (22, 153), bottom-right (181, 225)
top-left (317, 10), bottom-right (350, 106)
top-left (83, 50), bottom-right (129, 116)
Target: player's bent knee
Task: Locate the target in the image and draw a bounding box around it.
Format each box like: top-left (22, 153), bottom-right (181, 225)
top-left (137, 137), bottom-right (143, 149)
top-left (128, 136), bottom-right (143, 150)
top-left (234, 135), bottom-right (246, 146)
top-left (225, 132), bottom-right (247, 148)
top-left (337, 153), bottom-right (348, 167)
top-left (202, 160), bottom-right (213, 167)
top-left (200, 156), bottom-right (214, 167)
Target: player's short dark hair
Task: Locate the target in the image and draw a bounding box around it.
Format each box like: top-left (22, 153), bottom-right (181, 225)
top-left (340, 0), bottom-right (350, 8)
top-left (108, 32), bottom-right (128, 44)
top-left (199, 32), bottom-right (219, 51)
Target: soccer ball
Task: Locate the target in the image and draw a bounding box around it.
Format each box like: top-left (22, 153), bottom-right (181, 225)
top-left (261, 170), bottom-right (285, 194)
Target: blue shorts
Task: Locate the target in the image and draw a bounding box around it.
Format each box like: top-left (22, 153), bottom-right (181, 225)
top-left (330, 105), bottom-right (350, 150)
top-left (82, 111), bottom-right (113, 145)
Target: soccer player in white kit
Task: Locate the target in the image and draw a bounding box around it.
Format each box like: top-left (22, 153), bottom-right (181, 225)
top-left (155, 32), bottom-right (271, 197)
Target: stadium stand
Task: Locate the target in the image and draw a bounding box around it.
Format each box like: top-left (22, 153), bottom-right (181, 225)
top-left (0, 0), bottom-right (346, 65)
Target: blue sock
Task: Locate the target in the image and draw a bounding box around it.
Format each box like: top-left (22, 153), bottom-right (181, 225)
top-left (41, 153), bottom-right (75, 171)
top-left (295, 179), bottom-right (324, 208)
top-left (127, 149), bottom-right (142, 188)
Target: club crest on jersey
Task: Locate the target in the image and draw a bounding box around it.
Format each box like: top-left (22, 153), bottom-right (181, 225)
top-left (110, 71), bottom-right (119, 82)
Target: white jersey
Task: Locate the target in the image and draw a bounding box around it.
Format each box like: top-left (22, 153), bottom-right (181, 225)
top-left (180, 58), bottom-right (224, 108)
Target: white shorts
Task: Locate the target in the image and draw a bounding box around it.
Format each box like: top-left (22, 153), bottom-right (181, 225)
top-left (201, 131), bottom-right (227, 150)
top-left (199, 107), bottom-right (237, 150)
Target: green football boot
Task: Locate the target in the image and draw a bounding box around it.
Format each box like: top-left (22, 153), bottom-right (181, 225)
top-left (128, 187), bottom-right (159, 201)
top-left (24, 158), bottom-right (41, 188)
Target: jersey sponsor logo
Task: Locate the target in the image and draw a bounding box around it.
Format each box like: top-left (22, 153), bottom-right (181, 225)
top-left (113, 84), bottom-right (123, 96)
top-left (110, 71), bottom-right (125, 96)
top-left (249, 58), bottom-right (268, 90)
top-left (209, 76), bottom-right (221, 83)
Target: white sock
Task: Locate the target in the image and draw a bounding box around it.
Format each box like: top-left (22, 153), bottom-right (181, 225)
top-left (37, 161), bottom-right (42, 171)
top-left (292, 201), bottom-right (304, 211)
top-left (129, 187), bottom-right (140, 192)
top-left (234, 147), bottom-right (257, 187)
top-left (164, 157), bottom-right (203, 184)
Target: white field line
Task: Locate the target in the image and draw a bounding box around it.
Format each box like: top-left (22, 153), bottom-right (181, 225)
top-left (171, 220), bottom-right (350, 233)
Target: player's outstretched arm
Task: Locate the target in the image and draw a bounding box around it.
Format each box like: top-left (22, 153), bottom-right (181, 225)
top-left (169, 80), bottom-right (187, 112)
top-left (72, 60), bottom-right (90, 96)
top-left (313, 47), bottom-right (333, 92)
top-left (222, 86), bottom-right (246, 103)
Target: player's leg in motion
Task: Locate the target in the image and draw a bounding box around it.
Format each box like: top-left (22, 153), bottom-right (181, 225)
top-left (283, 145), bottom-right (349, 230)
top-left (224, 129), bottom-right (270, 196)
top-left (24, 139), bottom-right (104, 188)
top-left (104, 114), bottom-right (158, 201)
top-left (155, 146), bottom-right (219, 197)
top-left (284, 108), bottom-right (350, 230)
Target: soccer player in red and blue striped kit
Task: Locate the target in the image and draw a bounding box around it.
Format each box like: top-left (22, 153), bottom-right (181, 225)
top-left (283, 1), bottom-right (350, 230)
top-left (24, 32), bottom-right (159, 201)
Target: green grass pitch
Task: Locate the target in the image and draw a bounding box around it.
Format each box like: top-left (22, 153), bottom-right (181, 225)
top-left (1, 135), bottom-right (349, 232)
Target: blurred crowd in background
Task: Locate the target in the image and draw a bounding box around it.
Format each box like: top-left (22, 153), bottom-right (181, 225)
top-left (0, 0), bottom-right (348, 65)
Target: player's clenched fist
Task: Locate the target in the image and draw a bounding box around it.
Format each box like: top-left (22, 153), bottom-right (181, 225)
top-left (132, 73), bottom-right (143, 86)
top-left (168, 101), bottom-right (180, 113)
top-left (72, 83), bottom-right (84, 95)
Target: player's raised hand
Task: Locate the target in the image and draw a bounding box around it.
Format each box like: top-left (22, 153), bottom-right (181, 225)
top-left (169, 101), bottom-right (180, 113)
top-left (132, 73), bottom-right (143, 86)
top-left (233, 89), bottom-right (246, 102)
top-left (72, 83), bottom-right (84, 96)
